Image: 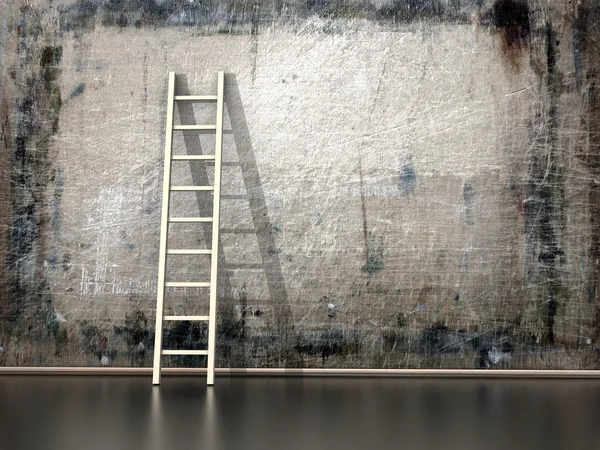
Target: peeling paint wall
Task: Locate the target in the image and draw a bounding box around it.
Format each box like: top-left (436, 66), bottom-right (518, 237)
top-left (1, 0), bottom-right (600, 369)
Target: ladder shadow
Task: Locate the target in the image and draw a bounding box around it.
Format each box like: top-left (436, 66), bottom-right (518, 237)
top-left (175, 74), bottom-right (294, 367)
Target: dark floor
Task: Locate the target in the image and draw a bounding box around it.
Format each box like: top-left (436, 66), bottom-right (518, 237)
top-left (0, 375), bottom-right (599, 450)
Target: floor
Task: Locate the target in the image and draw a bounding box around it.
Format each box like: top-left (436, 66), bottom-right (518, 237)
top-left (0, 376), bottom-right (599, 450)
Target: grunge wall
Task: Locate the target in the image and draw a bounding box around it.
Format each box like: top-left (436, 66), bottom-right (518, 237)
top-left (1, 0), bottom-right (600, 370)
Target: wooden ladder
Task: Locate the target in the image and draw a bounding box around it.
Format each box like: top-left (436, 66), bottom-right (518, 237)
top-left (152, 72), bottom-right (224, 386)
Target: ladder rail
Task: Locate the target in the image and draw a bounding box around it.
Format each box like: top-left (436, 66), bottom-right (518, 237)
top-left (152, 72), bottom-right (176, 386)
top-left (207, 72), bottom-right (225, 386)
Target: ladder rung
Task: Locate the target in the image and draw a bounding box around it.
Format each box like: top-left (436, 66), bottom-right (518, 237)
top-left (167, 249), bottom-right (212, 255)
top-left (162, 350), bottom-right (209, 356)
top-left (174, 95), bottom-right (218, 101)
top-left (170, 186), bottom-right (214, 191)
top-left (172, 155), bottom-right (216, 160)
top-left (168, 217), bottom-right (213, 223)
top-left (164, 315), bottom-right (210, 321)
top-left (173, 125), bottom-right (217, 131)
top-left (165, 282), bottom-right (211, 288)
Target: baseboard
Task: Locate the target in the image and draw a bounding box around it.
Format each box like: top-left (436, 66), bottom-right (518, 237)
top-left (0, 367), bottom-right (598, 378)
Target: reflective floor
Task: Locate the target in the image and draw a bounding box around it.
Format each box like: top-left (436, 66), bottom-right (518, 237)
top-left (0, 375), bottom-right (599, 450)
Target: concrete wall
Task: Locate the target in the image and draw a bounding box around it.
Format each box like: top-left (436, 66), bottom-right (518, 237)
top-left (1, 0), bottom-right (600, 369)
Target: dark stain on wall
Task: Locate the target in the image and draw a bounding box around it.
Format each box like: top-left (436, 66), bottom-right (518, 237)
top-left (362, 232), bottom-right (384, 277)
top-left (164, 321), bottom-right (209, 366)
top-left (399, 164), bottom-right (416, 196)
top-left (527, 23), bottom-right (564, 346)
top-left (294, 330), bottom-right (361, 366)
top-left (62, 0), bottom-right (216, 30)
top-left (56, 0), bottom-right (486, 32)
top-left (113, 309), bottom-right (152, 366)
top-left (377, 0), bottom-right (467, 22)
top-left (218, 294), bottom-right (247, 366)
top-left (484, 0), bottom-right (531, 70)
top-left (69, 83), bottom-right (85, 99)
top-left (48, 167), bottom-right (64, 269)
top-left (463, 182), bottom-right (474, 225)
top-left (4, 8), bottom-right (65, 363)
top-left (573, 4), bottom-right (587, 92)
top-left (420, 322), bottom-right (453, 355)
top-left (492, 0), bottom-right (530, 48)
top-left (59, 0), bottom-right (99, 32)
top-left (576, 1), bottom-right (600, 340)
top-left (358, 156), bottom-right (369, 273)
top-left (9, 37), bottom-right (63, 322)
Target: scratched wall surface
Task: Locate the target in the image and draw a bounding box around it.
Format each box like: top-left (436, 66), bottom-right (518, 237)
top-left (1, 0), bottom-right (600, 369)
